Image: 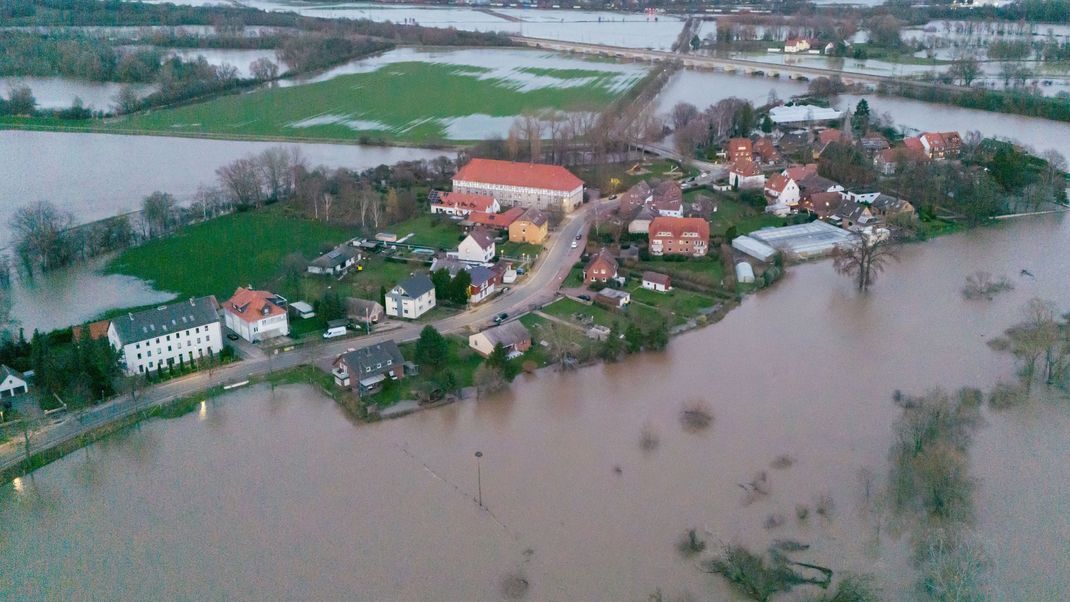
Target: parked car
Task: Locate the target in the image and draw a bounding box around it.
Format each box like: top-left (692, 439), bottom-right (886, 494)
top-left (570, 241), bottom-right (578, 248)
top-left (493, 312), bottom-right (509, 324)
top-left (323, 325), bottom-right (347, 339)
top-left (578, 294), bottom-right (592, 302)
top-left (575, 234), bottom-right (583, 240)
top-left (226, 333), bottom-right (239, 341)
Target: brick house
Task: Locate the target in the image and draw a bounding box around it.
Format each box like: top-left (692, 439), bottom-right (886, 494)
top-left (584, 249), bottom-right (619, 284)
top-left (648, 217), bottom-right (710, 257)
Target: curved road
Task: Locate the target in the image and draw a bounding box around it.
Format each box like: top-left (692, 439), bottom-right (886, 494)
top-left (1, 197), bottom-right (616, 472)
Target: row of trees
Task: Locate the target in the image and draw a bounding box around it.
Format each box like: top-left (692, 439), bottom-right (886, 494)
top-left (0, 32), bottom-right (165, 82)
top-left (30, 329), bottom-right (122, 409)
top-left (671, 98), bottom-right (758, 160)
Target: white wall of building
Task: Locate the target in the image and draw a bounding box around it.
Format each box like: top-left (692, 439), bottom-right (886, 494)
top-left (223, 311), bottom-right (289, 343)
top-left (110, 320), bottom-right (224, 376)
top-left (454, 180), bottom-right (582, 213)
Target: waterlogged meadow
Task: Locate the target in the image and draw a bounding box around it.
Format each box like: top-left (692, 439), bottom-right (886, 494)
top-left (112, 49), bottom-right (648, 143)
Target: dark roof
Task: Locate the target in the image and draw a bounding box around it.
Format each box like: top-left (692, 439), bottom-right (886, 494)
top-left (467, 265), bottom-right (496, 286)
top-left (111, 296), bottom-right (219, 345)
top-left (797, 174), bottom-right (839, 194)
top-left (518, 207), bottom-right (548, 227)
top-left (393, 274), bottom-right (435, 298)
top-left (477, 321), bottom-right (530, 348)
top-left (642, 271), bottom-right (671, 286)
top-left (465, 228), bottom-right (496, 250)
top-left (345, 297), bottom-right (384, 317)
top-left (309, 246), bottom-right (358, 269)
top-left (337, 340), bottom-right (404, 378)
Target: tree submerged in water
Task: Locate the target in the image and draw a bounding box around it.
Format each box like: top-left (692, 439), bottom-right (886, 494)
top-left (961, 271), bottom-right (1014, 301)
top-left (832, 233), bottom-right (899, 292)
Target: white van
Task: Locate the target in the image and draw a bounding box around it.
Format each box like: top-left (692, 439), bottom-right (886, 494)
top-left (323, 326), bottom-right (347, 339)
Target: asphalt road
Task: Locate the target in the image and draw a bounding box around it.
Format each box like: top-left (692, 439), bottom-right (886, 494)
top-left (0, 197), bottom-right (615, 472)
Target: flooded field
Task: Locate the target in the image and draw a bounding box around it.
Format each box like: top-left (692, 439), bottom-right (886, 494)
top-left (0, 76), bottom-right (155, 111)
top-left (2, 214), bottom-right (1067, 599)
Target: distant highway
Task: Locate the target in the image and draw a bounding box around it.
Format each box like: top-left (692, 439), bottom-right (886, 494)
top-left (511, 36), bottom-right (949, 89)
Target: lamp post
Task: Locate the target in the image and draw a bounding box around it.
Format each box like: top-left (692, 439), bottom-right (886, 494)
top-left (475, 451), bottom-right (483, 508)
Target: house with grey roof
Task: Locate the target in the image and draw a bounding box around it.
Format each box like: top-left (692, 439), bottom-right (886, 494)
top-left (307, 245), bottom-right (360, 275)
top-left (385, 274), bottom-right (437, 320)
top-left (455, 227), bottom-right (496, 263)
top-left (345, 298), bottom-right (385, 327)
top-left (107, 296), bottom-right (223, 375)
top-left (468, 321), bottom-right (531, 358)
top-left (332, 340), bottom-right (407, 395)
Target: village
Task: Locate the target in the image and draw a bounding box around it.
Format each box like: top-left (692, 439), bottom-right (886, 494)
top-left (1, 110), bottom-right (969, 422)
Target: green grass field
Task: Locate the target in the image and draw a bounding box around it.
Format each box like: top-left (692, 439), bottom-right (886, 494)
top-left (392, 215), bottom-right (466, 249)
top-left (111, 60), bottom-right (638, 143)
top-left (106, 209), bottom-right (355, 300)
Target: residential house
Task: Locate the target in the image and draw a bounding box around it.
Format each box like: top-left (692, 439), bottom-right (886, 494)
top-left (0, 365), bottom-right (29, 398)
top-left (726, 137), bottom-right (753, 162)
top-left (651, 181), bottom-right (684, 217)
top-left (466, 265), bottom-right (499, 304)
top-left (813, 128), bottom-right (846, 158)
top-left (765, 173), bottom-right (801, 208)
top-left (332, 340), bottom-right (405, 396)
top-left (595, 288), bottom-right (631, 309)
top-left (648, 216), bottom-right (710, 257)
top-left (110, 296), bottom-right (223, 375)
top-left (72, 319), bottom-right (111, 341)
top-left (456, 228), bottom-right (496, 263)
top-left (619, 180), bottom-right (653, 217)
top-left (729, 159), bottom-right (765, 189)
top-left (431, 191), bottom-right (500, 216)
top-left (223, 288), bottom-right (288, 343)
top-left (784, 164), bottom-right (819, 181)
top-left (385, 274), bottom-right (437, 319)
top-left (641, 271), bottom-right (672, 292)
top-left (468, 321), bottom-right (532, 358)
top-left (784, 38), bottom-right (810, 53)
top-left (902, 136), bottom-right (928, 159)
top-left (833, 201), bottom-right (876, 230)
top-left (797, 174), bottom-right (843, 200)
top-left (799, 190), bottom-right (845, 218)
top-left (452, 158), bottom-right (584, 213)
top-left (508, 207), bottom-right (548, 245)
top-left (870, 194), bottom-right (916, 219)
top-left (307, 245), bottom-right (360, 275)
top-left (754, 137), bottom-right (780, 164)
top-left (860, 133), bottom-right (890, 157)
top-left (874, 146), bottom-right (928, 175)
top-left (466, 206), bottom-right (525, 231)
top-left (584, 248), bottom-right (619, 284)
top-left (345, 298), bottom-right (385, 327)
top-left (919, 131), bottom-right (962, 160)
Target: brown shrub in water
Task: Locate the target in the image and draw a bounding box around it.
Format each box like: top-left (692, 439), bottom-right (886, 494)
top-left (680, 400), bottom-right (714, 432)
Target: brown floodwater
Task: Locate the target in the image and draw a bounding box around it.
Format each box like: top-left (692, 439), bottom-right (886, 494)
top-left (1, 215), bottom-right (1068, 600)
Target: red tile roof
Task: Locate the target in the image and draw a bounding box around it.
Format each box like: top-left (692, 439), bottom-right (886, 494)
top-left (817, 128), bottom-right (843, 145)
top-left (902, 137), bottom-right (926, 154)
top-left (765, 173), bottom-right (792, 194)
top-left (224, 287), bottom-right (286, 323)
top-left (726, 137), bottom-right (753, 159)
top-left (783, 164), bottom-right (818, 180)
top-left (730, 159), bottom-right (762, 177)
top-left (73, 319), bottom-right (111, 341)
top-left (435, 191), bottom-right (496, 212)
top-left (642, 271), bottom-right (671, 287)
top-left (454, 159), bottom-right (583, 192)
top-left (467, 206), bottom-right (525, 229)
top-left (648, 217), bottom-right (710, 241)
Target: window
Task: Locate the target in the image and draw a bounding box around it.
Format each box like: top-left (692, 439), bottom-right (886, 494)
top-left (137, 353), bottom-right (142, 360)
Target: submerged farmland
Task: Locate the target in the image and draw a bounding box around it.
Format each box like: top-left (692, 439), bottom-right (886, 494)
top-left (112, 49), bottom-right (649, 144)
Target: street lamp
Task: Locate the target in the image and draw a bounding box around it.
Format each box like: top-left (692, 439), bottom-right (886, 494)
top-left (475, 451), bottom-right (483, 508)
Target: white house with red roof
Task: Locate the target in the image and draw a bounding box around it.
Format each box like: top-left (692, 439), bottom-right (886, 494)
top-left (452, 158), bottom-right (584, 213)
top-left (764, 173), bottom-right (801, 208)
top-left (223, 287), bottom-right (289, 343)
top-left (430, 191), bottom-right (500, 216)
top-left (729, 159), bottom-right (766, 189)
top-left (455, 228), bottom-right (496, 264)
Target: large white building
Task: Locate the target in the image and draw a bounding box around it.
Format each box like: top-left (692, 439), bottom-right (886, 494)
top-left (452, 158), bottom-right (584, 213)
top-left (107, 296), bottom-right (223, 375)
top-left (223, 287), bottom-right (290, 343)
top-left (385, 274), bottom-right (437, 319)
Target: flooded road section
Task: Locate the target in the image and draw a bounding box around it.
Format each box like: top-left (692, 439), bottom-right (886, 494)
top-left (0, 216), bottom-right (1068, 599)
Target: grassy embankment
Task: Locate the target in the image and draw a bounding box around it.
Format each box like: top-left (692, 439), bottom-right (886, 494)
top-left (106, 62), bottom-right (636, 144)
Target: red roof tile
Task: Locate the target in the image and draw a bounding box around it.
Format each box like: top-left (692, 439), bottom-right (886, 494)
top-left (435, 191), bottom-right (497, 212)
top-left (224, 287), bottom-right (286, 323)
top-left (648, 217), bottom-right (710, 241)
top-left (467, 206), bottom-right (525, 228)
top-left (454, 159), bottom-right (583, 192)
top-left (730, 159), bottom-right (762, 177)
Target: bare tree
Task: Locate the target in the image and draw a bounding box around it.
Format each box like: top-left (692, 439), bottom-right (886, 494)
top-left (1040, 149), bottom-right (1067, 193)
top-left (832, 233), bottom-right (899, 292)
top-left (539, 321), bottom-right (582, 370)
top-left (141, 191), bottom-right (177, 238)
top-left (9, 201), bottom-right (75, 271)
top-left (216, 157), bottom-right (264, 208)
top-left (670, 102), bottom-right (699, 131)
top-left (249, 57), bottom-right (279, 81)
top-left (113, 84), bottom-right (140, 114)
top-left (257, 147), bottom-right (297, 201)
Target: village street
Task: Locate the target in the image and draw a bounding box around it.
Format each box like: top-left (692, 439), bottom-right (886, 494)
top-left (0, 195), bottom-right (617, 472)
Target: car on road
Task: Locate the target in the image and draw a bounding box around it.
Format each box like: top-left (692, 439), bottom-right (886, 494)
top-left (570, 241), bottom-right (578, 248)
top-left (575, 234), bottom-right (583, 240)
top-left (226, 333), bottom-right (239, 341)
top-left (493, 312), bottom-right (509, 324)
top-left (577, 294), bottom-right (592, 302)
